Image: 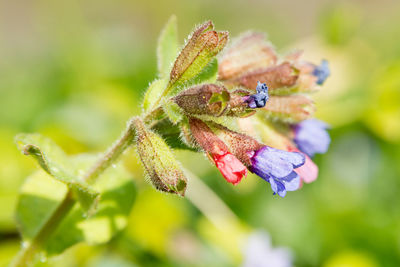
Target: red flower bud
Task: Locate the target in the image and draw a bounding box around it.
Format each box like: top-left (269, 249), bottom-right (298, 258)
top-left (212, 152), bottom-right (247, 185)
top-left (189, 117), bottom-right (247, 184)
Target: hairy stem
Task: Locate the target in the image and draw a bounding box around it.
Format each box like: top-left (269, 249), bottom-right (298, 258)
top-left (11, 118), bottom-right (138, 267)
top-left (83, 118), bottom-right (137, 184)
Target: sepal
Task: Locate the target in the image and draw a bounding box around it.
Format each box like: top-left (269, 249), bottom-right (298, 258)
top-left (134, 118), bottom-right (187, 196)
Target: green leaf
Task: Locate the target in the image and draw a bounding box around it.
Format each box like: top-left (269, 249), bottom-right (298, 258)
top-left (157, 15), bottom-right (179, 79)
top-left (142, 79), bottom-right (168, 112)
top-left (15, 134), bottom-right (100, 216)
top-left (16, 154), bottom-right (136, 255)
top-left (162, 100), bottom-right (183, 124)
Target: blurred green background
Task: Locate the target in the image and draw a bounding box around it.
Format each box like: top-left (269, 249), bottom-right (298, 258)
top-left (1, 0), bottom-right (400, 266)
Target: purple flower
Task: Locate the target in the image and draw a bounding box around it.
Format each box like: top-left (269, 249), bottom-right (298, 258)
top-left (249, 146), bottom-right (305, 197)
top-left (312, 59), bottom-right (330, 85)
top-left (246, 81), bottom-right (269, 108)
top-left (294, 119), bottom-right (330, 157)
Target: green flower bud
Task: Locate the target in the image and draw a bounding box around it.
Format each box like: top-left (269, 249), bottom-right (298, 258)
top-left (134, 118), bottom-right (187, 196)
top-left (169, 21), bottom-right (228, 89)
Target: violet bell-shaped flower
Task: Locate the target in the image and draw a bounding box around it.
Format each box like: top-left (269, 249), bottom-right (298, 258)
top-left (249, 146), bottom-right (305, 197)
top-left (293, 119), bottom-right (330, 157)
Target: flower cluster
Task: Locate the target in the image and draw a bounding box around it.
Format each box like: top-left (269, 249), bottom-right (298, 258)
top-left (12, 17), bottom-right (334, 267)
top-left (137, 20), bottom-right (330, 197)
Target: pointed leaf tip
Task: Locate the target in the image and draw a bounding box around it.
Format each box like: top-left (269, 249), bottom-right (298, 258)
top-left (157, 15), bottom-right (179, 79)
top-left (15, 133), bottom-right (100, 216)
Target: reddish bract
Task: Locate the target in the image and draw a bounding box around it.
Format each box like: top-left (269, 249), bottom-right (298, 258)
top-left (212, 152), bottom-right (247, 185)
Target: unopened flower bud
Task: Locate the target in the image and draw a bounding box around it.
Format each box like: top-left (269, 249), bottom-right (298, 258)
top-left (170, 21), bottom-right (228, 86)
top-left (207, 121), bottom-right (262, 167)
top-left (173, 84), bottom-right (259, 118)
top-left (261, 95), bottom-right (315, 123)
top-left (174, 84), bottom-right (230, 116)
top-left (218, 32), bottom-right (277, 80)
top-left (188, 117), bottom-right (247, 184)
top-left (134, 118), bottom-right (187, 196)
top-left (220, 44), bottom-right (329, 95)
top-left (283, 53), bottom-right (330, 93)
top-left (223, 63), bottom-right (298, 92)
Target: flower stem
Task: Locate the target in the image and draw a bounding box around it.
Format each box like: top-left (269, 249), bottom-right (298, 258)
top-left (11, 118), bottom-right (138, 267)
top-left (83, 118), bottom-right (137, 184)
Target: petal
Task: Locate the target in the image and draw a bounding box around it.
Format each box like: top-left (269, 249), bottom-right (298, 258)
top-left (268, 147), bottom-right (305, 168)
top-left (251, 147), bottom-right (295, 178)
top-left (269, 177), bottom-right (278, 194)
top-left (268, 177), bottom-right (287, 197)
top-left (214, 153), bottom-right (248, 185)
top-left (306, 118), bottom-right (329, 129)
top-left (295, 154), bottom-right (318, 183)
top-left (295, 119), bottom-right (330, 157)
top-left (280, 171), bottom-right (300, 191)
top-left (275, 180), bottom-right (287, 197)
top-left (252, 150), bottom-right (294, 178)
top-left (251, 166), bottom-right (270, 182)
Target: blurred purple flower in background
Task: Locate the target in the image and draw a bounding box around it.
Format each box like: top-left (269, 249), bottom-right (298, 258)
top-left (242, 231), bottom-right (292, 267)
top-left (294, 119), bottom-right (330, 158)
top-left (249, 146), bottom-right (305, 197)
top-left (312, 59), bottom-right (330, 85)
